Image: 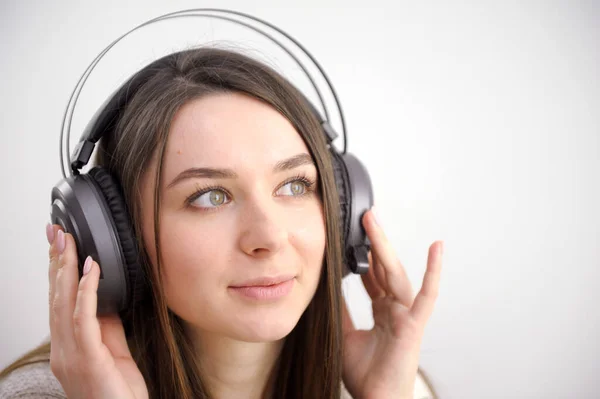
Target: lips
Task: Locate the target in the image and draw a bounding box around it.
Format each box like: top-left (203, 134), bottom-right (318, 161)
top-left (229, 275), bottom-right (295, 288)
top-left (228, 275), bottom-right (295, 300)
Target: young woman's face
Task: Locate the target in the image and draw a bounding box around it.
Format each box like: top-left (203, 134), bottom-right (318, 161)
top-left (140, 92), bottom-right (326, 342)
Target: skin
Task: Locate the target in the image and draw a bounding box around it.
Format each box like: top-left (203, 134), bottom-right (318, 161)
top-left (46, 92), bottom-right (443, 399)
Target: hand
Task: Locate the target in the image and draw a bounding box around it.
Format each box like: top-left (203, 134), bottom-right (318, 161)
top-left (46, 224), bottom-right (149, 399)
top-left (341, 209), bottom-right (443, 399)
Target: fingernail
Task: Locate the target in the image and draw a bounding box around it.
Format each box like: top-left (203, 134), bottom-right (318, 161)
top-left (83, 256), bottom-right (92, 275)
top-left (438, 241), bottom-right (444, 256)
top-left (56, 230), bottom-right (65, 254)
top-left (45, 223), bottom-right (55, 245)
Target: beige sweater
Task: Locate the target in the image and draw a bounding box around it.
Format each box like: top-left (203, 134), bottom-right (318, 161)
top-left (0, 362), bottom-right (66, 399)
top-left (0, 361), bottom-right (354, 399)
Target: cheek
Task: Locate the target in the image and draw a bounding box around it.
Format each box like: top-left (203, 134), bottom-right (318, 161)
top-left (159, 215), bottom-right (228, 285)
top-left (288, 202), bottom-right (327, 272)
top-left (155, 214), bottom-right (236, 322)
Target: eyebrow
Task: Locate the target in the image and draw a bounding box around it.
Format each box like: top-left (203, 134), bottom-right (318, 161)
top-left (167, 153), bottom-right (316, 189)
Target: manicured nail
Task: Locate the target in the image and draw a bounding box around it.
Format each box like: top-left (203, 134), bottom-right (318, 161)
top-left (56, 230), bottom-right (65, 254)
top-left (83, 256), bottom-right (92, 275)
top-left (46, 223), bottom-right (55, 245)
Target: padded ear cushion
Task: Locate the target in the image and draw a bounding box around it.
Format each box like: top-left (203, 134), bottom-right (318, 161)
top-left (330, 150), bottom-right (351, 272)
top-left (88, 166), bottom-right (146, 307)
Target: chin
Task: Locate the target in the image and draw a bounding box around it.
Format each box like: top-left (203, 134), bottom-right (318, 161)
top-left (230, 312), bottom-right (302, 343)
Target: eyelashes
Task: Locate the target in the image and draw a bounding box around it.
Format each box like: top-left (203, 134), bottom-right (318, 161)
top-left (277, 174), bottom-right (316, 197)
top-left (184, 173), bottom-right (318, 210)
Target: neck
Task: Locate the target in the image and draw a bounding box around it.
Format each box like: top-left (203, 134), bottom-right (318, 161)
top-left (188, 329), bottom-right (284, 399)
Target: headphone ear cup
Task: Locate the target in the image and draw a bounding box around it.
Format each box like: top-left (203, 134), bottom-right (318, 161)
top-left (330, 149), bottom-right (374, 276)
top-left (87, 167), bottom-right (147, 311)
top-left (51, 169), bottom-right (137, 315)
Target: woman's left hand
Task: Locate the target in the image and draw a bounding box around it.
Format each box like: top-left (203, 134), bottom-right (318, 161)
top-left (341, 208), bottom-right (443, 399)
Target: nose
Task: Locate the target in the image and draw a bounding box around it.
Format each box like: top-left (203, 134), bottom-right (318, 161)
top-left (238, 200), bottom-right (288, 258)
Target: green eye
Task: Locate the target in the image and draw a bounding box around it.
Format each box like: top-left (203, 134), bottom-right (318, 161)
top-left (209, 190), bottom-right (226, 205)
top-left (291, 181), bottom-right (306, 195)
top-left (191, 189), bottom-right (229, 208)
top-left (278, 180), bottom-right (309, 196)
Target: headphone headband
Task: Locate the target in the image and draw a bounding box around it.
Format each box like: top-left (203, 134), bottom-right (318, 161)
top-left (63, 8), bottom-right (348, 177)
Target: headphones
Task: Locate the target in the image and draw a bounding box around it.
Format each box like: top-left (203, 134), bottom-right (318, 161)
top-left (50, 9), bottom-right (374, 315)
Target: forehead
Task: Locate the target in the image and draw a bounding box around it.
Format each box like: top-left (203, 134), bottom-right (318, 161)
top-left (163, 92), bottom-right (311, 177)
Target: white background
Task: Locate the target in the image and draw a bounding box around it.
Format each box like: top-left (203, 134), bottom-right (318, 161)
top-left (1, 1), bottom-right (599, 398)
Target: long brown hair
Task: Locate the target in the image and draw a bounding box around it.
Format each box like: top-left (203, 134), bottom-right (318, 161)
top-left (2, 47), bottom-right (345, 398)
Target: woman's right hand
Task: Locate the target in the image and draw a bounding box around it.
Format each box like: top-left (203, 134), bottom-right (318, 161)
top-left (47, 224), bottom-right (149, 399)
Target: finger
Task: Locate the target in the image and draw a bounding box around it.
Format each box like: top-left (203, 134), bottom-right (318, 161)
top-left (363, 209), bottom-right (415, 306)
top-left (50, 231), bottom-right (79, 353)
top-left (45, 223), bottom-right (59, 246)
top-left (73, 257), bottom-right (104, 357)
top-left (48, 224), bottom-right (64, 311)
top-left (341, 297), bottom-right (356, 335)
top-left (371, 250), bottom-right (389, 297)
top-left (48, 224), bottom-right (65, 364)
top-left (99, 315), bottom-right (134, 360)
top-left (410, 241), bottom-right (443, 323)
top-left (360, 251), bottom-right (386, 299)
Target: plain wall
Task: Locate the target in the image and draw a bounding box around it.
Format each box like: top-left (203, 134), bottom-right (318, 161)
top-left (1, 1), bottom-right (598, 398)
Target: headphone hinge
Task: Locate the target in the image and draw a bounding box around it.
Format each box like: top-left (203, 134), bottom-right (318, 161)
top-left (321, 121), bottom-right (338, 143)
top-left (70, 140), bottom-right (95, 173)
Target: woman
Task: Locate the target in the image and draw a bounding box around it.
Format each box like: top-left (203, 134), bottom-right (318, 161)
top-left (0, 47), bottom-right (443, 398)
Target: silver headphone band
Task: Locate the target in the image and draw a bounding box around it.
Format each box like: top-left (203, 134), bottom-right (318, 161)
top-left (60, 8), bottom-right (348, 178)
